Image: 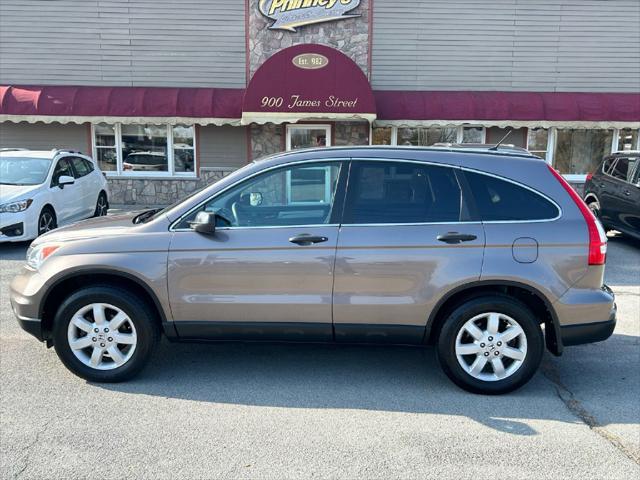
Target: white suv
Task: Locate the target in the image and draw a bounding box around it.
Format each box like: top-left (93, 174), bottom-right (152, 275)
top-left (0, 149), bottom-right (110, 242)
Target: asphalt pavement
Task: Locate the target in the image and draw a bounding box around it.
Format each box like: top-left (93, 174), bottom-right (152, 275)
top-left (0, 232), bottom-right (638, 479)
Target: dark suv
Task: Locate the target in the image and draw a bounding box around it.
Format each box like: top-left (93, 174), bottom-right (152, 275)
top-left (584, 151), bottom-right (640, 240)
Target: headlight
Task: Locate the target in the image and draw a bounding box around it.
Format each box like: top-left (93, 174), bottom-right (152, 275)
top-left (0, 199), bottom-right (33, 213)
top-left (26, 243), bottom-right (61, 270)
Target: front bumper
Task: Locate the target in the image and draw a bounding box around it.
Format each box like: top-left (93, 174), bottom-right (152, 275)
top-left (10, 266), bottom-right (47, 341)
top-left (0, 211), bottom-right (36, 242)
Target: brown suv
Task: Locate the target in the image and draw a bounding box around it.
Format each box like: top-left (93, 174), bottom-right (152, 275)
top-left (10, 146), bottom-right (616, 394)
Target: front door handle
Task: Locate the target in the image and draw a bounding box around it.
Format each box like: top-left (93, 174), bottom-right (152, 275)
top-left (289, 234), bottom-right (329, 246)
top-left (437, 232), bottom-right (478, 244)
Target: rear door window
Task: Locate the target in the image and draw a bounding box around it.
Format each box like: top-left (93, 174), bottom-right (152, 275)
top-left (343, 161), bottom-right (463, 224)
top-left (70, 157), bottom-right (91, 178)
top-left (464, 171), bottom-right (559, 221)
top-left (609, 158), bottom-right (629, 182)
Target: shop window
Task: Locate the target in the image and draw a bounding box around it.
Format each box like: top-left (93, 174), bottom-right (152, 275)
top-left (462, 127), bottom-right (485, 144)
top-left (94, 124), bottom-right (117, 172)
top-left (372, 127), bottom-right (393, 145)
top-left (286, 125), bottom-right (331, 150)
top-left (397, 127), bottom-right (457, 146)
top-left (92, 123), bottom-right (196, 176)
top-left (616, 129), bottom-right (639, 152)
top-left (526, 128), bottom-right (549, 159)
top-left (554, 129), bottom-right (614, 175)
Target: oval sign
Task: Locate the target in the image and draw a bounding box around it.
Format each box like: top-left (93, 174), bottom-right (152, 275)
top-left (292, 53), bottom-right (329, 70)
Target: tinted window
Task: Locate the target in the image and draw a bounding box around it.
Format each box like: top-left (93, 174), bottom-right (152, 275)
top-left (609, 157), bottom-right (638, 183)
top-left (602, 158), bottom-right (615, 174)
top-left (83, 159), bottom-right (95, 173)
top-left (344, 161), bottom-right (462, 224)
top-left (70, 157), bottom-right (91, 177)
top-left (465, 171), bottom-right (559, 221)
top-left (609, 158), bottom-right (629, 181)
top-left (179, 162), bottom-right (342, 228)
top-left (51, 158), bottom-right (74, 187)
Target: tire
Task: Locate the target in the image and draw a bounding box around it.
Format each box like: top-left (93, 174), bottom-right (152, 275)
top-left (586, 198), bottom-right (609, 231)
top-left (94, 191), bottom-right (108, 217)
top-left (437, 295), bottom-right (544, 395)
top-left (37, 207), bottom-right (57, 236)
top-left (52, 285), bottom-right (159, 382)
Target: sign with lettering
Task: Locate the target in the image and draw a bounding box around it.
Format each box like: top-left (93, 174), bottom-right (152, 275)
top-left (242, 44), bottom-right (376, 124)
top-left (259, 0), bottom-right (361, 32)
top-left (292, 53), bottom-right (329, 70)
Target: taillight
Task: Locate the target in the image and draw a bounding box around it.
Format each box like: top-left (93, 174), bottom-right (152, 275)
top-left (547, 165), bottom-right (607, 265)
top-left (585, 172), bottom-right (593, 182)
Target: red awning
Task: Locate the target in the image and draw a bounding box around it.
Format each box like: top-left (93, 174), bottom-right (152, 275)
top-left (0, 85), bottom-right (243, 125)
top-left (241, 44), bottom-right (377, 124)
top-left (374, 91), bottom-right (640, 128)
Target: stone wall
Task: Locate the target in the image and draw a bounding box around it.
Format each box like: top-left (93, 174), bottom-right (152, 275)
top-left (248, 0), bottom-right (371, 78)
top-left (251, 123), bottom-right (285, 160)
top-left (107, 168), bottom-right (235, 205)
top-left (334, 122), bottom-right (370, 146)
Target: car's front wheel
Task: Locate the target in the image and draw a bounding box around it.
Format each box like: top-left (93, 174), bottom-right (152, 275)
top-left (37, 207), bottom-right (57, 236)
top-left (437, 295), bottom-right (544, 394)
top-left (53, 286), bottom-right (158, 382)
top-left (94, 191), bottom-right (108, 217)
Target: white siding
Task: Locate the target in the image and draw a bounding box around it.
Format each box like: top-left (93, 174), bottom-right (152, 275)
top-left (0, 0), bottom-right (246, 88)
top-left (372, 0), bottom-right (640, 92)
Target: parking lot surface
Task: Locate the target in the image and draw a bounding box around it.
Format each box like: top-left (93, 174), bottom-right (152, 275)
top-left (1, 233), bottom-right (638, 479)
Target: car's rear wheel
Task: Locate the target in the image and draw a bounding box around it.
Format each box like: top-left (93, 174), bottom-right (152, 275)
top-left (94, 191), bottom-right (108, 217)
top-left (37, 207), bottom-right (57, 236)
top-left (437, 295), bottom-right (544, 394)
top-left (53, 286), bottom-right (158, 382)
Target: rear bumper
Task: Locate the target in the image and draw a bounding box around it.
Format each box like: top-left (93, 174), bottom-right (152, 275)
top-left (560, 317), bottom-right (616, 346)
top-left (559, 287), bottom-right (617, 346)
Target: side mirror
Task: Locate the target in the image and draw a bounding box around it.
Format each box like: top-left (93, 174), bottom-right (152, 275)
top-left (58, 175), bottom-right (75, 188)
top-left (189, 211), bottom-right (217, 235)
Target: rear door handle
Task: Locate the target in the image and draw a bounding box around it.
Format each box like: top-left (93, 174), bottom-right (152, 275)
top-left (437, 232), bottom-right (478, 244)
top-left (289, 234), bottom-right (329, 246)
top-left (623, 190), bottom-right (631, 196)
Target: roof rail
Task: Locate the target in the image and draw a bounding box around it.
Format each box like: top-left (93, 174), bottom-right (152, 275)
top-left (432, 143), bottom-right (534, 155)
top-left (0, 147), bottom-right (29, 152)
top-left (51, 148), bottom-right (84, 156)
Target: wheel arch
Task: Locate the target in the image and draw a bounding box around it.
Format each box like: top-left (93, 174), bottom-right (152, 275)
top-left (425, 280), bottom-right (563, 356)
top-left (40, 269), bottom-right (175, 342)
top-left (584, 192), bottom-right (599, 204)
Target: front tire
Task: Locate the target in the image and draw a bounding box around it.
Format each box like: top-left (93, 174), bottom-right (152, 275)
top-left (437, 295), bottom-right (544, 395)
top-left (94, 191), bottom-right (108, 217)
top-left (37, 207), bottom-right (57, 236)
top-left (53, 286), bottom-right (159, 382)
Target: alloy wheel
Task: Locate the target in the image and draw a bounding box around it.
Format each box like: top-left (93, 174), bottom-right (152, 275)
top-left (38, 211), bottom-right (55, 234)
top-left (455, 312), bottom-right (528, 382)
top-left (96, 194), bottom-right (108, 216)
top-left (67, 303), bottom-right (137, 370)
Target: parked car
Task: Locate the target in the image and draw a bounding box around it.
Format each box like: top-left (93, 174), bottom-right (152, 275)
top-left (584, 151), bottom-right (640, 240)
top-left (123, 151), bottom-right (167, 171)
top-left (0, 149), bottom-right (109, 242)
top-left (10, 146), bottom-right (615, 394)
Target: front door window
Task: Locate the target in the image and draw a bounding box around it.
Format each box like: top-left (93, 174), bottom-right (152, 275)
top-left (180, 162), bottom-right (342, 228)
top-left (286, 125), bottom-right (331, 151)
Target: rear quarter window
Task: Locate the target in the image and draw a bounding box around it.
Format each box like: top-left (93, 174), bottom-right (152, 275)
top-left (465, 171), bottom-right (560, 221)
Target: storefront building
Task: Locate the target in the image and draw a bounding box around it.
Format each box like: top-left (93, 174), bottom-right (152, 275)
top-left (1, 0), bottom-right (639, 204)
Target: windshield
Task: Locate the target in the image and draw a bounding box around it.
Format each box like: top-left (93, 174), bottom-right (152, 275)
top-left (0, 157), bottom-right (52, 185)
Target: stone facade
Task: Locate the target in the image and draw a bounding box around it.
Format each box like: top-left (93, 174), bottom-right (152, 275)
top-left (251, 123), bottom-right (285, 160)
top-left (334, 122), bottom-right (370, 146)
top-left (107, 168), bottom-right (235, 205)
top-left (248, 0), bottom-right (371, 78)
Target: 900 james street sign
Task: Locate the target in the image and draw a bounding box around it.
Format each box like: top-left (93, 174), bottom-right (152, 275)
top-left (259, 0), bottom-right (361, 32)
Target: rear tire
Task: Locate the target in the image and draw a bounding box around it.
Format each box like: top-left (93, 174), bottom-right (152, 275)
top-left (52, 285), bottom-right (159, 382)
top-left (437, 295), bottom-right (544, 395)
top-left (587, 198), bottom-right (608, 231)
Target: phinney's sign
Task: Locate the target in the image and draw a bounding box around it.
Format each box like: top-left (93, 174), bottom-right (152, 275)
top-left (259, 0), bottom-right (361, 31)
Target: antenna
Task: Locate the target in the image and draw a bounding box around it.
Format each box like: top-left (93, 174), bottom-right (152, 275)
top-left (489, 128), bottom-right (513, 151)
